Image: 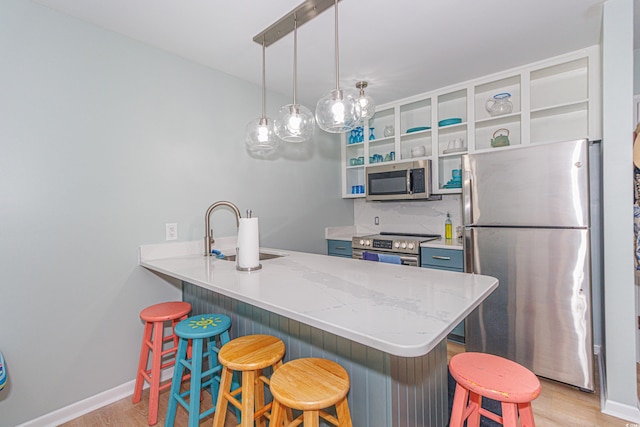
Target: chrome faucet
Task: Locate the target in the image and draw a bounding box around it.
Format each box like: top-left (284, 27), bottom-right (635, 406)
top-left (204, 201), bottom-right (241, 256)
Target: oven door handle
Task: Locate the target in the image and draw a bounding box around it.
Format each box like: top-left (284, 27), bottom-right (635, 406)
top-left (406, 169), bottom-right (412, 194)
top-left (352, 250), bottom-right (419, 267)
top-left (398, 255), bottom-right (419, 267)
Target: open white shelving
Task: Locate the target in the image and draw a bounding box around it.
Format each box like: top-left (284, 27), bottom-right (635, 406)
top-left (341, 46), bottom-right (600, 198)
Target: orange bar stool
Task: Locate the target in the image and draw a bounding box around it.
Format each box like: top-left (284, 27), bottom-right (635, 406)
top-left (132, 301), bottom-right (192, 425)
top-left (269, 357), bottom-right (353, 427)
top-left (212, 334), bottom-right (286, 427)
top-left (449, 352), bottom-right (541, 427)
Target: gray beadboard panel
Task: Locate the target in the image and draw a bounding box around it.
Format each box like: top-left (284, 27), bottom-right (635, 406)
top-left (389, 341), bottom-right (447, 427)
top-left (183, 282), bottom-right (448, 427)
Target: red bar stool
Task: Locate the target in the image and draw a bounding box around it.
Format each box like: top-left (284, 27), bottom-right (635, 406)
top-left (212, 334), bottom-right (286, 427)
top-left (132, 301), bottom-right (192, 425)
top-left (270, 357), bottom-right (353, 427)
top-left (449, 352), bottom-right (541, 427)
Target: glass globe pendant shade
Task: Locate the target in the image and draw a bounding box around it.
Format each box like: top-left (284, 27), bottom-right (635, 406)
top-left (274, 104), bottom-right (315, 142)
top-left (315, 88), bottom-right (361, 134)
top-left (245, 116), bottom-right (279, 156)
top-left (245, 39), bottom-right (279, 157)
top-left (358, 95), bottom-right (375, 121)
top-left (355, 80), bottom-right (375, 122)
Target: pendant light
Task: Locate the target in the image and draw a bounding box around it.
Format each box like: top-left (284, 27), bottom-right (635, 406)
top-left (245, 39), bottom-right (279, 156)
top-left (356, 81), bottom-right (375, 121)
top-left (274, 16), bottom-right (315, 143)
top-left (315, 0), bottom-right (360, 133)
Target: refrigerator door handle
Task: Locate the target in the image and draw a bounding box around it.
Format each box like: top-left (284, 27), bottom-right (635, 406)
top-left (462, 166), bottom-right (473, 226)
top-left (464, 227), bottom-right (474, 274)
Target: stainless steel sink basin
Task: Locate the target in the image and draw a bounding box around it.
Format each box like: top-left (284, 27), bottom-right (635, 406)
top-left (221, 252), bottom-right (283, 261)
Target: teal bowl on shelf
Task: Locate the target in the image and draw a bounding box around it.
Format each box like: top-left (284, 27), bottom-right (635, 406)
top-left (438, 118), bottom-right (462, 127)
top-left (406, 126), bottom-right (431, 133)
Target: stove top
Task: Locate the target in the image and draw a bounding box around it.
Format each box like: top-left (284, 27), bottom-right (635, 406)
top-left (352, 232), bottom-right (441, 254)
top-left (378, 232), bottom-right (442, 240)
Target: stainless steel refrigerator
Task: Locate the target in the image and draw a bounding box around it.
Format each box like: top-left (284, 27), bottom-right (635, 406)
top-left (463, 138), bottom-right (594, 391)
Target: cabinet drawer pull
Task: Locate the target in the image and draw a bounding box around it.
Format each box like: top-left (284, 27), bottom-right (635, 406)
top-left (335, 246), bottom-right (346, 250)
top-left (432, 255), bottom-right (451, 260)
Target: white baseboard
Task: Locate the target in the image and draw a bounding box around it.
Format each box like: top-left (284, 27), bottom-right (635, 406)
top-left (602, 399), bottom-right (640, 424)
top-left (17, 369), bottom-right (174, 427)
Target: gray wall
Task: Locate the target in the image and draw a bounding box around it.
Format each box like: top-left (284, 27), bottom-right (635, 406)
top-left (601, 0), bottom-right (639, 419)
top-left (635, 48), bottom-right (640, 94)
top-left (0, 1), bottom-right (352, 425)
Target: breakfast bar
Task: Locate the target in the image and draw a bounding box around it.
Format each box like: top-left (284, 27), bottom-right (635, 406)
top-left (139, 239), bottom-right (498, 427)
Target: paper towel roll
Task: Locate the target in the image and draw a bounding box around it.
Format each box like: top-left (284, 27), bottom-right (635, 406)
top-left (237, 217), bottom-right (260, 269)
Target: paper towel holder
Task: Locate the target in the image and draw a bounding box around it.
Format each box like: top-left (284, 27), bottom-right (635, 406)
top-left (235, 247), bottom-right (262, 272)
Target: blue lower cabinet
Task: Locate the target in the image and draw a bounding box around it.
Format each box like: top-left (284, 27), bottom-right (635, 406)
top-left (421, 247), bottom-right (465, 343)
top-left (327, 239), bottom-right (352, 258)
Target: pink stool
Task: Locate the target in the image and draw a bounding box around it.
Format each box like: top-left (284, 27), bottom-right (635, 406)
top-left (449, 352), bottom-right (541, 427)
top-left (132, 301), bottom-right (192, 425)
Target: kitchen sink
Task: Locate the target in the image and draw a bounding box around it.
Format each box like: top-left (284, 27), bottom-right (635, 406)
top-left (221, 252), bottom-right (283, 261)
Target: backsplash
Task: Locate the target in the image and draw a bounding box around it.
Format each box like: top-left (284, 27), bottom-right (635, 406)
top-left (354, 196), bottom-right (462, 237)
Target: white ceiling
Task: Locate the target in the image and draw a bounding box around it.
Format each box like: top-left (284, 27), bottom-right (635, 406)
top-left (33, 0), bottom-right (616, 109)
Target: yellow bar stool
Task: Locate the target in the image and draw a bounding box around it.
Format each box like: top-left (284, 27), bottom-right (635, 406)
top-left (269, 358), bottom-right (353, 427)
top-left (212, 334), bottom-right (286, 427)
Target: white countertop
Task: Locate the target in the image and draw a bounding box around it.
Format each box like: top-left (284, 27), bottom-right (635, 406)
top-left (139, 239), bottom-right (496, 357)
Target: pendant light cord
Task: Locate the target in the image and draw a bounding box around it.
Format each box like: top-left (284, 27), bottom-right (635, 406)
top-left (293, 16), bottom-right (298, 105)
top-left (334, 0), bottom-right (340, 91)
top-left (262, 38), bottom-right (267, 118)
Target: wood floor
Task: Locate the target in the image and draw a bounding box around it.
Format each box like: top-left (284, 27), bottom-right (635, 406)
top-left (60, 383), bottom-right (237, 427)
top-left (63, 343), bottom-right (637, 427)
top-left (447, 342), bottom-right (637, 427)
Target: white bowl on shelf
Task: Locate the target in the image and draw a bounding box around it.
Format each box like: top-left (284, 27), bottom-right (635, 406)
top-left (411, 146), bottom-right (426, 158)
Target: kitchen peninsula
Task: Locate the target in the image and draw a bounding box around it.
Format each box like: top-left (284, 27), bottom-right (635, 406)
top-left (139, 238), bottom-right (498, 427)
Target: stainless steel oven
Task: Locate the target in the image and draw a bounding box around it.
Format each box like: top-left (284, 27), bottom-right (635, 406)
top-left (351, 232), bottom-right (441, 267)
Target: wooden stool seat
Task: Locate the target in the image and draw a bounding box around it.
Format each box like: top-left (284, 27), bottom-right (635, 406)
top-left (270, 358), bottom-right (353, 427)
top-left (133, 301), bottom-right (192, 425)
top-left (449, 352), bottom-right (541, 427)
top-left (165, 314), bottom-right (234, 427)
top-left (140, 302), bottom-right (192, 322)
top-left (212, 334), bottom-right (286, 427)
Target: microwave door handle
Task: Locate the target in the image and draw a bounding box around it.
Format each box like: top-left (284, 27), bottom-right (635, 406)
top-left (406, 169), bottom-right (412, 194)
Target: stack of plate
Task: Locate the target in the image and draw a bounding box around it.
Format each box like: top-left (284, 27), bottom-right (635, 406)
top-left (438, 118), bottom-right (462, 127)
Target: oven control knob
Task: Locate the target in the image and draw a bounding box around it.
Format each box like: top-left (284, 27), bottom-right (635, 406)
top-left (359, 239), bottom-right (365, 245)
top-left (365, 240), bottom-right (371, 246)
top-left (401, 242), bottom-right (407, 249)
top-left (394, 242), bottom-right (400, 248)
top-left (407, 242), bottom-right (415, 250)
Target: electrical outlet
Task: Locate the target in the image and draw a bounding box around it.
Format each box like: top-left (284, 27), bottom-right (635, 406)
top-left (165, 223), bottom-right (178, 241)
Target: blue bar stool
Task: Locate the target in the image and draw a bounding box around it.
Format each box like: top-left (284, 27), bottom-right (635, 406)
top-left (165, 313), bottom-right (237, 427)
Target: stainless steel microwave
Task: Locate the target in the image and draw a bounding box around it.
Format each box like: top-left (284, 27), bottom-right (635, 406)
top-left (365, 160), bottom-right (431, 201)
